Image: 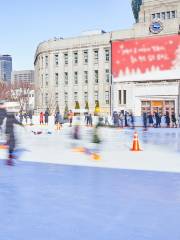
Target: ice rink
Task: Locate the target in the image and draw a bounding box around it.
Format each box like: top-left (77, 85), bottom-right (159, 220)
top-left (1, 122), bottom-right (180, 239)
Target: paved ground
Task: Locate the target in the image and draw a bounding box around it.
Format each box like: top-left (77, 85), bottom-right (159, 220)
top-left (0, 161), bottom-right (180, 240)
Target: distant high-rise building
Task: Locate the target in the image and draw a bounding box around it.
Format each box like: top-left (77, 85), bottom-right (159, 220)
top-left (12, 70), bottom-right (34, 84)
top-left (0, 55), bottom-right (12, 82)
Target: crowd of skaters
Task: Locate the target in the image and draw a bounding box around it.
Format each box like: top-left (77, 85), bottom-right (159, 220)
top-left (112, 110), bottom-right (179, 129)
top-left (39, 109), bottom-right (74, 128)
top-left (142, 111), bottom-right (178, 129)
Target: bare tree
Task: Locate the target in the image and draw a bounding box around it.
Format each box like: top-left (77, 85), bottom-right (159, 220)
top-left (0, 81), bottom-right (11, 101)
top-left (11, 81), bottom-right (34, 111)
top-left (45, 93), bottom-right (57, 115)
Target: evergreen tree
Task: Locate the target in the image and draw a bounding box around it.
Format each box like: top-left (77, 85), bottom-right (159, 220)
top-left (85, 101), bottom-right (89, 110)
top-left (64, 104), bottom-right (68, 120)
top-left (75, 101), bottom-right (80, 109)
top-left (131, 0), bottom-right (142, 23)
top-left (94, 101), bottom-right (100, 115)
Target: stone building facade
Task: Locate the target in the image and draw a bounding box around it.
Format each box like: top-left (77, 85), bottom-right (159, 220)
top-left (34, 0), bottom-right (180, 116)
top-left (112, 0), bottom-right (180, 117)
top-left (34, 31), bottom-right (111, 114)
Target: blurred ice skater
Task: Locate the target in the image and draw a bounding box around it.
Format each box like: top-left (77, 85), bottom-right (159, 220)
top-left (5, 113), bottom-right (23, 165)
top-left (0, 102), bottom-right (7, 136)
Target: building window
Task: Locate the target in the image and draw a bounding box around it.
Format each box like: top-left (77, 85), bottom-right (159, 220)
top-left (152, 14), bottom-right (156, 20)
top-left (45, 93), bottom-right (48, 105)
top-left (55, 92), bottom-right (58, 103)
top-left (123, 90), bottom-right (127, 105)
top-left (156, 13), bottom-right (160, 19)
top-left (171, 11), bottom-right (176, 18)
top-left (41, 57), bottom-right (43, 68)
top-left (161, 12), bottom-right (165, 19)
top-left (74, 72), bottom-right (78, 85)
top-left (41, 74), bottom-right (43, 87)
top-left (84, 71), bottom-right (88, 84)
top-left (64, 53), bottom-right (68, 65)
top-left (105, 49), bottom-right (110, 62)
top-left (64, 72), bottom-right (68, 85)
top-left (45, 74), bottom-right (48, 87)
top-left (45, 56), bottom-right (48, 67)
top-left (94, 49), bottom-right (99, 63)
top-left (74, 92), bottom-right (78, 101)
top-left (105, 69), bottom-right (110, 83)
top-left (74, 52), bottom-right (78, 64)
top-left (84, 92), bottom-right (88, 102)
top-left (119, 90), bottom-right (122, 104)
top-left (83, 50), bottom-right (88, 64)
top-left (55, 54), bottom-right (59, 66)
top-left (94, 91), bottom-right (98, 101)
top-left (65, 92), bottom-right (68, 104)
top-left (94, 70), bottom-right (99, 84)
top-left (167, 11), bottom-right (170, 19)
top-left (105, 91), bottom-right (109, 104)
top-left (55, 73), bottom-right (58, 86)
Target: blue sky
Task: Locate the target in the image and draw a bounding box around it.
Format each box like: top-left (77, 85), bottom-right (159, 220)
top-left (0, 0), bottom-right (134, 70)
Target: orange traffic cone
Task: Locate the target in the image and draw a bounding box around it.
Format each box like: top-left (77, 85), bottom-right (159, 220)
top-left (131, 132), bottom-right (142, 151)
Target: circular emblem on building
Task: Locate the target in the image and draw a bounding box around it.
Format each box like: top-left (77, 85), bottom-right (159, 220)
top-left (149, 20), bottom-right (163, 34)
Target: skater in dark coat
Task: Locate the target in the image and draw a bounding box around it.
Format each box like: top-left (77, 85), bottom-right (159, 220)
top-left (19, 111), bottom-right (23, 124)
top-left (5, 113), bottom-right (23, 165)
top-left (148, 113), bottom-right (153, 127)
top-left (44, 109), bottom-right (49, 125)
top-left (165, 112), bottom-right (170, 128)
top-left (28, 110), bottom-right (33, 125)
top-left (143, 112), bottom-right (147, 130)
top-left (129, 112), bottom-right (135, 129)
top-left (171, 113), bottom-right (177, 128)
top-left (124, 111), bottom-right (129, 127)
top-left (55, 112), bottom-right (63, 130)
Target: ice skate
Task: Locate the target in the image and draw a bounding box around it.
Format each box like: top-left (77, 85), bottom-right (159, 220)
top-left (6, 154), bottom-right (14, 166)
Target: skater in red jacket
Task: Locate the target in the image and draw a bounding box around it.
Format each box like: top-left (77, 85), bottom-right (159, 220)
top-left (40, 112), bottom-right (44, 125)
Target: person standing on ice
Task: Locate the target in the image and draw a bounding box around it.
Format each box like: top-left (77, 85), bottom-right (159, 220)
top-left (124, 111), bottom-right (129, 127)
top-left (24, 112), bottom-right (28, 125)
top-left (171, 113), bottom-right (177, 128)
top-left (148, 113), bottom-right (153, 127)
top-left (119, 111), bottom-right (124, 128)
top-left (44, 109), bottom-right (49, 125)
top-left (165, 112), bottom-right (170, 128)
top-left (28, 110), bottom-right (33, 125)
top-left (40, 112), bottom-right (44, 125)
top-left (19, 111), bottom-right (23, 124)
top-left (55, 111), bottom-right (63, 130)
top-left (89, 114), bottom-right (93, 127)
top-left (5, 112), bottom-right (23, 165)
top-left (129, 112), bottom-right (135, 129)
top-left (143, 112), bottom-right (147, 130)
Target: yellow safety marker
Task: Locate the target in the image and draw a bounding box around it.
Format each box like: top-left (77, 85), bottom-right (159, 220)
top-left (0, 145), bottom-right (8, 150)
top-left (91, 153), bottom-right (101, 160)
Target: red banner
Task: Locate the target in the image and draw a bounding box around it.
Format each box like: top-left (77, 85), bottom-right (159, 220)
top-left (112, 35), bottom-right (180, 79)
